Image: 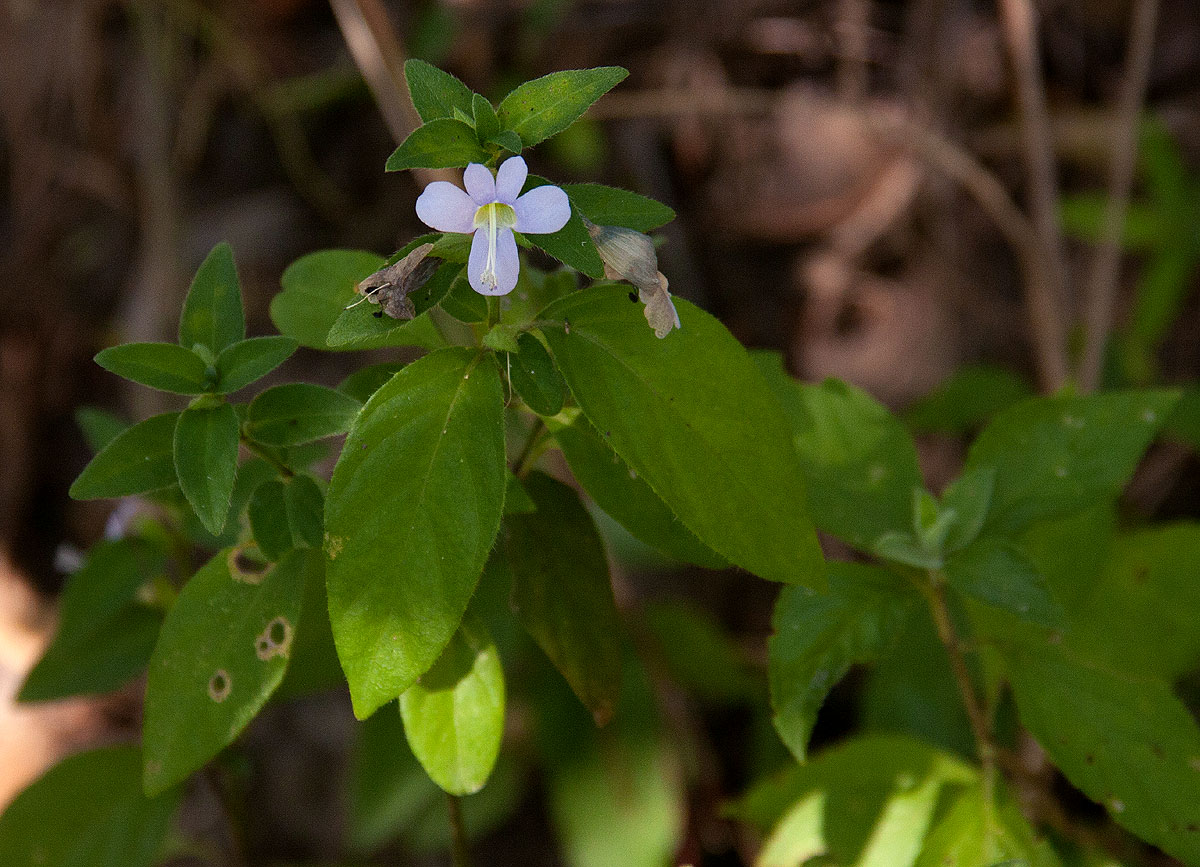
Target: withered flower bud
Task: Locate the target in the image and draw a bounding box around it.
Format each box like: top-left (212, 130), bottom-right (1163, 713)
top-left (355, 243), bottom-right (440, 320)
top-left (586, 223), bottom-right (680, 338)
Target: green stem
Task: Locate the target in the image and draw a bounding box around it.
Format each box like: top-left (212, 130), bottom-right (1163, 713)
top-left (241, 435), bottom-right (294, 479)
top-left (447, 793), bottom-right (471, 867)
top-left (513, 418), bottom-right (550, 479)
top-left (924, 570), bottom-right (998, 843)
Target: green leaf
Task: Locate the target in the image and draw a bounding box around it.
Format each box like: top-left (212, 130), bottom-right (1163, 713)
top-left (504, 332), bottom-right (564, 416)
top-left (272, 249), bottom-right (443, 351)
top-left (385, 118), bottom-right (491, 171)
top-left (325, 349), bottom-right (506, 718)
top-left (728, 734), bottom-right (976, 867)
top-left (94, 342), bottom-right (213, 394)
top-left (1004, 640), bottom-right (1200, 864)
top-left (248, 479), bottom-right (292, 560)
top-left (174, 402), bottom-right (240, 535)
top-left (18, 538), bottom-right (165, 702)
top-left (472, 93), bottom-right (499, 143)
top-left (404, 58), bottom-right (476, 123)
top-left (769, 563), bottom-right (918, 762)
top-left (0, 746), bottom-right (180, 867)
top-left (905, 366), bottom-right (1033, 435)
top-left (284, 473), bottom-right (324, 549)
top-left (489, 130), bottom-right (524, 154)
top-left (1066, 523), bottom-right (1200, 678)
top-left (539, 288), bottom-right (824, 587)
top-left (915, 786), bottom-right (1061, 867)
top-left (143, 548), bottom-right (315, 794)
top-left (643, 601), bottom-right (753, 702)
top-left (503, 472), bottom-right (623, 724)
top-left (563, 183), bottom-right (675, 232)
top-left (758, 353), bottom-right (922, 553)
top-left (439, 271), bottom-right (489, 322)
top-left (538, 652), bottom-right (685, 867)
top-left (964, 390), bottom-right (1180, 533)
top-left (214, 335), bottom-right (297, 393)
top-left (70, 411), bottom-right (180, 499)
top-left (524, 175), bottom-right (605, 278)
top-left (76, 406), bottom-right (128, 452)
top-left (941, 466), bottom-right (996, 553)
top-left (945, 537), bottom-right (1061, 627)
top-left (553, 414), bottom-right (726, 568)
top-left (325, 261), bottom-right (461, 349)
top-left (400, 615), bottom-right (505, 795)
top-left (179, 242), bottom-right (245, 354)
top-left (338, 362), bottom-right (406, 403)
top-left (244, 383), bottom-right (361, 447)
top-left (496, 67), bottom-right (628, 147)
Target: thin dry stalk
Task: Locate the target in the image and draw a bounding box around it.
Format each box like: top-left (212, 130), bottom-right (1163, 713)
top-left (1077, 0), bottom-right (1161, 393)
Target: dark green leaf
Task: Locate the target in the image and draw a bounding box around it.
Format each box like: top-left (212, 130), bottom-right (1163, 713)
top-left (496, 67), bottom-right (628, 147)
top-left (404, 58), bottom-right (476, 123)
top-left (1066, 523), bottom-right (1200, 678)
top-left (553, 414), bottom-right (725, 568)
top-left (489, 130), bottom-right (524, 154)
top-left (76, 406), bottom-right (128, 452)
top-left (244, 383), bottom-right (361, 447)
top-left (0, 746), bottom-right (180, 867)
top-left (273, 554), bottom-right (343, 699)
top-left (472, 93), bottom-right (499, 142)
top-left (540, 290), bottom-right (823, 586)
top-left (758, 353), bottom-right (922, 553)
top-left (503, 473), bottom-right (536, 515)
top-left (284, 473), bottom-right (324, 548)
top-left (94, 342), bottom-right (212, 394)
top-left (400, 615), bottom-right (505, 795)
top-left (965, 390), bottom-right (1180, 533)
top-left (524, 175), bottom-right (605, 277)
top-left (1005, 640), bottom-right (1200, 864)
top-left (563, 183), bottom-right (675, 232)
top-left (70, 412), bottom-right (180, 499)
top-left (945, 537), bottom-right (1061, 627)
top-left (338, 362), bottom-right (406, 403)
top-left (326, 262), bottom-right (460, 349)
top-left (347, 703), bottom-right (432, 852)
top-left (18, 538), bottom-right (165, 701)
top-left (504, 472), bottom-right (623, 724)
top-left (769, 563), bottom-right (918, 761)
top-left (143, 548), bottom-right (316, 794)
top-left (439, 271), bottom-right (489, 322)
top-left (272, 249), bottom-right (443, 351)
top-left (179, 242), bottom-right (245, 354)
top-left (174, 402), bottom-right (240, 535)
top-left (905, 366), bottom-right (1033, 435)
top-left (504, 332), bottom-right (564, 416)
top-left (1167, 386), bottom-right (1200, 451)
top-left (214, 335), bottom-right (298, 393)
top-left (643, 602), bottom-right (753, 702)
top-left (385, 118), bottom-right (491, 170)
top-left (940, 466), bottom-right (996, 553)
top-left (325, 349), bottom-right (506, 718)
top-left (248, 479), bottom-right (292, 560)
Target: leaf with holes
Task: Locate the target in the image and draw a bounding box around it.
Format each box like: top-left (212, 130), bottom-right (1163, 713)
top-left (325, 348), bottom-right (506, 718)
top-left (142, 548), bottom-right (315, 794)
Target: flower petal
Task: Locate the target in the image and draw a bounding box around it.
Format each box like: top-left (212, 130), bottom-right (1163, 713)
top-left (514, 185), bottom-right (571, 234)
top-left (415, 182), bottom-right (477, 233)
top-left (463, 163), bottom-right (496, 206)
top-left (495, 156), bottom-right (528, 204)
top-left (468, 227), bottom-right (520, 296)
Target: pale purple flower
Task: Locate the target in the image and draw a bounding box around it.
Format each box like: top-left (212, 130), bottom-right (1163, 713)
top-left (415, 156), bottom-right (570, 296)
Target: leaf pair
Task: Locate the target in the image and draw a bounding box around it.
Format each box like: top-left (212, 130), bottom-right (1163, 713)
top-left (387, 61), bottom-right (628, 170)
